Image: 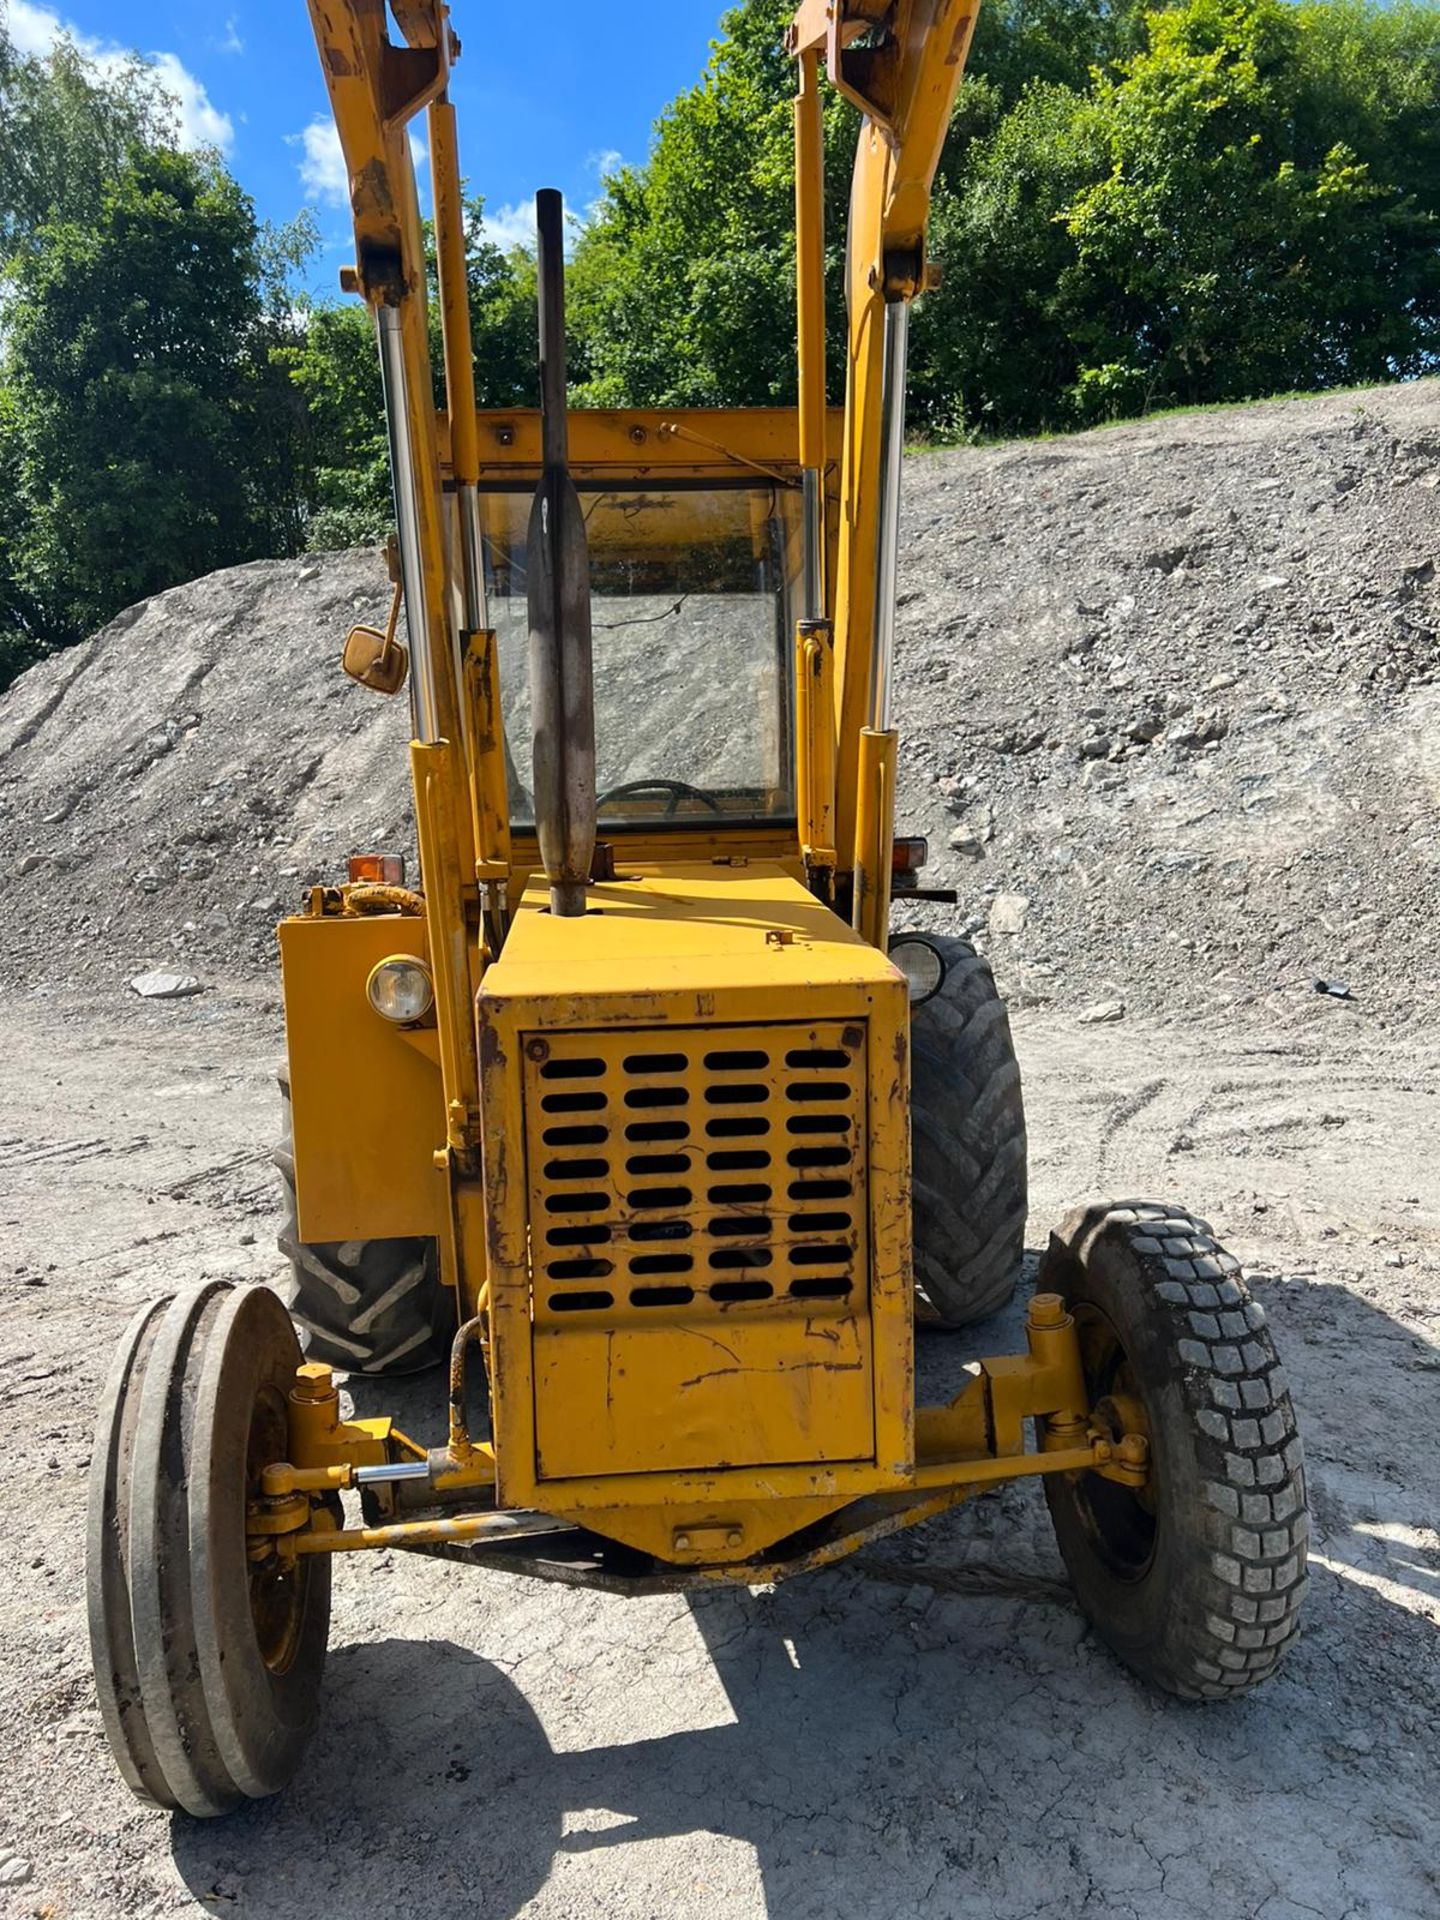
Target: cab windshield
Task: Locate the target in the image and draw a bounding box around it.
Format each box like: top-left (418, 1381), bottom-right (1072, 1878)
top-left (478, 483), bottom-right (801, 829)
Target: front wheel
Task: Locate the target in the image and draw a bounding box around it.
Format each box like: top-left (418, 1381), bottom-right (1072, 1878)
top-left (87, 1281), bottom-right (331, 1815)
top-left (1038, 1202), bottom-right (1308, 1699)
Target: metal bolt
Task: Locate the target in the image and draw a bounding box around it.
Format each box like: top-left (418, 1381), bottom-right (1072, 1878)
top-left (525, 1037), bottom-right (550, 1062)
top-left (674, 1533), bottom-right (691, 1552)
top-left (1118, 1433), bottom-right (1150, 1468)
top-left (726, 1530), bottom-right (742, 1549)
top-left (292, 1362), bottom-right (334, 1401)
top-left (1028, 1292), bottom-right (1067, 1329)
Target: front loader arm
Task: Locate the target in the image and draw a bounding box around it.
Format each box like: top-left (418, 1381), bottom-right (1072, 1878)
top-left (306, 0), bottom-right (489, 1304)
top-left (790, 0), bottom-right (981, 942)
top-left (305, 1), bottom-right (464, 763)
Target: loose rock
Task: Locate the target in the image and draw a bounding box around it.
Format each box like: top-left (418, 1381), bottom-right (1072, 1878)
top-left (1077, 999), bottom-right (1126, 1024)
top-left (988, 893), bottom-right (1029, 936)
top-left (129, 970), bottom-right (204, 1000)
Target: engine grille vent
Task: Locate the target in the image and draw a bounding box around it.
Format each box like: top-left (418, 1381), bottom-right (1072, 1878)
top-left (523, 1022), bottom-right (868, 1322)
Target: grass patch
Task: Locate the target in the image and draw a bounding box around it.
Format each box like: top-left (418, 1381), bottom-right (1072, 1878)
top-left (904, 375), bottom-right (1433, 456)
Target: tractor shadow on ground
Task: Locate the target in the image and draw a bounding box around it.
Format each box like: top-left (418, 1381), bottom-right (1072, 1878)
top-left (169, 1276), bottom-right (1437, 1920)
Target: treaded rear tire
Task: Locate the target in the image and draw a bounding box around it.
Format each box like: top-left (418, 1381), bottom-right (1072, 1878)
top-left (274, 1072), bottom-right (453, 1374)
top-left (1038, 1200), bottom-right (1308, 1699)
top-left (910, 936), bottom-right (1027, 1327)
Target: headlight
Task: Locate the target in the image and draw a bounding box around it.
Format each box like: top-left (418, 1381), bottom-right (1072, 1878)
top-left (888, 935), bottom-right (946, 1006)
top-left (365, 955), bottom-right (434, 1024)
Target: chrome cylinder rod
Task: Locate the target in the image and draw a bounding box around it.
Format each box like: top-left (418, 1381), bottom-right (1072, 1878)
top-left (376, 302), bottom-right (440, 743)
top-left (354, 1461), bottom-right (433, 1486)
top-left (868, 299), bottom-right (911, 733)
top-left (801, 466), bottom-right (825, 622)
top-left (457, 480), bottom-right (488, 633)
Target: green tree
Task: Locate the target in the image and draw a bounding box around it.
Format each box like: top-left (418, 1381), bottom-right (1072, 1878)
top-left (567, 0), bottom-right (1440, 437)
top-left (567, 0), bottom-right (1150, 414)
top-left (0, 20), bottom-right (321, 683)
top-left (929, 0), bottom-right (1440, 433)
top-left (287, 197), bottom-right (539, 548)
top-left (0, 384), bottom-right (46, 685)
top-left (0, 22), bottom-right (175, 253)
top-left (908, 84), bottom-right (1109, 435)
top-left (570, 0), bottom-right (857, 409)
top-left (246, 210), bottom-right (324, 559)
top-left (1062, 0), bottom-right (1440, 416)
top-left (4, 146), bottom-right (283, 643)
top-left (968, 0), bottom-right (1144, 104)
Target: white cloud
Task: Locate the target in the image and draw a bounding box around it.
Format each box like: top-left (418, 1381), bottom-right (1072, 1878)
top-left (218, 17), bottom-right (244, 57)
top-left (7, 0), bottom-right (235, 153)
top-left (480, 198), bottom-right (536, 252)
top-left (478, 164), bottom-right (623, 255)
top-left (291, 116), bottom-right (429, 210)
top-left (294, 117), bottom-right (347, 206)
top-left (584, 149), bottom-right (624, 223)
top-left (4, 0), bottom-right (64, 56)
top-left (150, 52), bottom-right (234, 151)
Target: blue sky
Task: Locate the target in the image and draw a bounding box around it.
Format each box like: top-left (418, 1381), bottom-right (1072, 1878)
top-left (5, 1), bottom-right (726, 290)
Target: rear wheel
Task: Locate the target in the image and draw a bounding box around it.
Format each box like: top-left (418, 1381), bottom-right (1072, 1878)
top-left (275, 1071), bottom-right (452, 1373)
top-left (909, 937), bottom-right (1027, 1326)
top-left (87, 1281), bottom-right (331, 1815)
top-left (1038, 1202), bottom-right (1308, 1698)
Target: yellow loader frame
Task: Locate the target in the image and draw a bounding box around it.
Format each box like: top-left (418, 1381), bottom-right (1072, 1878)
top-left (263, 0), bottom-right (1151, 1581)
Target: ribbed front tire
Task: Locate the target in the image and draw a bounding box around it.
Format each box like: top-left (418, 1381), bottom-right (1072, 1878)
top-left (88, 1282), bottom-right (332, 1815)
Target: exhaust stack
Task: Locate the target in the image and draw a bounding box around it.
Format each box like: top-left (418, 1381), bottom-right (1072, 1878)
top-left (526, 187), bottom-right (596, 918)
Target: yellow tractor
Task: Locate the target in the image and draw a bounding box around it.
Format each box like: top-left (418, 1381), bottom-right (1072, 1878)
top-left (87, 0), bottom-right (1308, 1816)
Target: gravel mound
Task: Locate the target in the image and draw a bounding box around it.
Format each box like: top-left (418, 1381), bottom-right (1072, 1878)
top-left (0, 550), bottom-right (411, 986)
top-left (892, 380), bottom-right (1440, 1029)
top-left (2, 378), bottom-right (1437, 1026)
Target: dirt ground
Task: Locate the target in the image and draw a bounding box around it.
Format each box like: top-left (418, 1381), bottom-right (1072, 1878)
top-left (2, 983), bottom-right (1436, 1920)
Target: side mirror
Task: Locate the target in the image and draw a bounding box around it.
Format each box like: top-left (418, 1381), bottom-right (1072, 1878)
top-left (342, 575), bottom-right (408, 695)
top-left (342, 623), bottom-right (408, 695)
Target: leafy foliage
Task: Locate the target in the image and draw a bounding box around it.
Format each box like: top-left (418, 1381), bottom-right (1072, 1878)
top-left (0, 26), bottom-right (175, 250)
top-left (283, 199), bottom-right (539, 549)
top-left (4, 147), bottom-right (290, 650)
top-left (0, 22), bottom-right (323, 681)
top-left (571, 0), bottom-right (1440, 437)
top-left (3, 0), bottom-right (1439, 689)
top-left (978, 0), bottom-right (1440, 429)
top-left (569, 0), bottom-right (858, 407)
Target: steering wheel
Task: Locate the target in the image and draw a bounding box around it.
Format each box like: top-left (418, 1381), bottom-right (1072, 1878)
top-left (597, 778), bottom-right (723, 819)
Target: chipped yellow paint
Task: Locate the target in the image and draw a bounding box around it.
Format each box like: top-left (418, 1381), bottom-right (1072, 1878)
top-left (278, 912), bottom-right (445, 1243)
top-left (477, 861), bottom-right (913, 1559)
